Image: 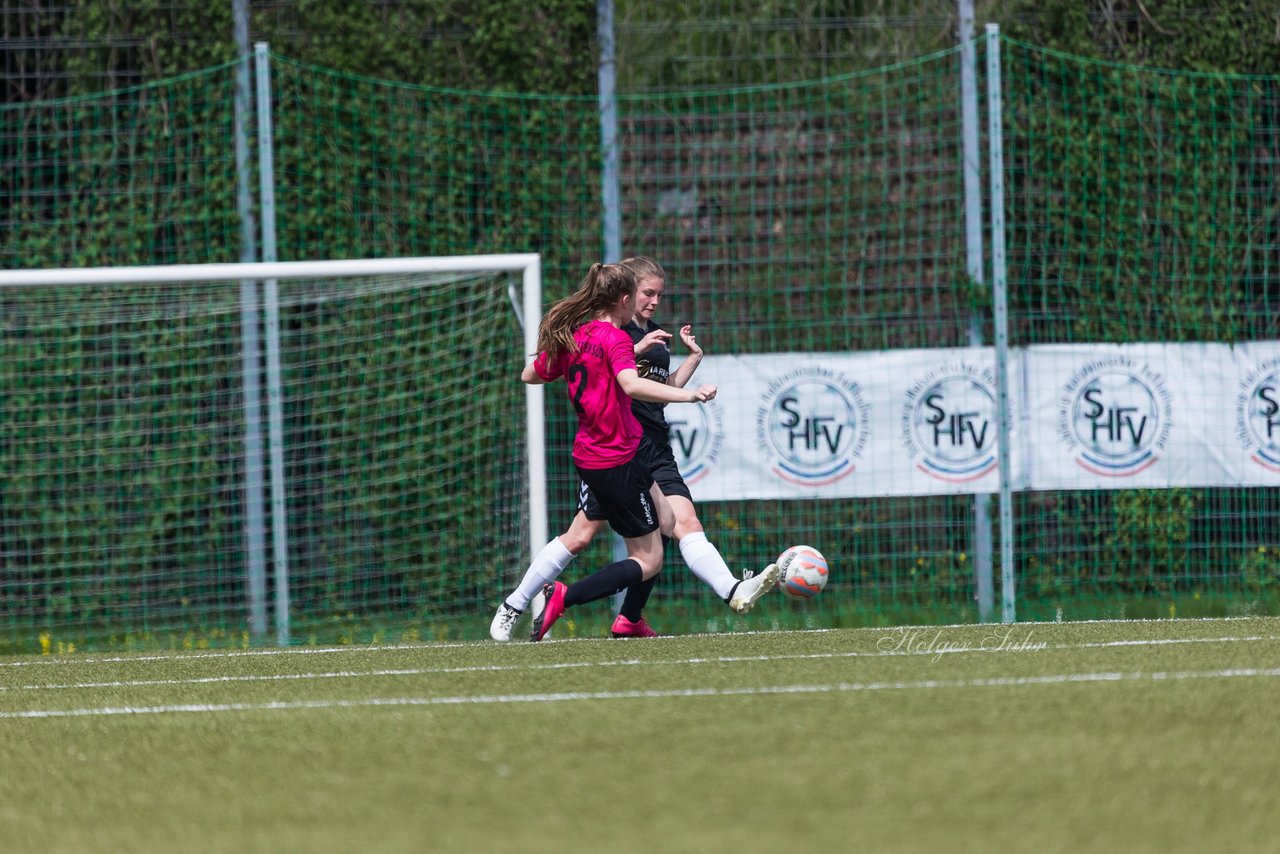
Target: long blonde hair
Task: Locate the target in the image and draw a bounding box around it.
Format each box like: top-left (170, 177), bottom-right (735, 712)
top-left (536, 262), bottom-right (637, 359)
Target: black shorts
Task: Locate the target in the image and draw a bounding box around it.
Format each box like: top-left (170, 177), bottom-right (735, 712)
top-left (575, 453), bottom-right (659, 539)
top-left (578, 436), bottom-right (691, 521)
top-left (643, 435), bottom-right (692, 502)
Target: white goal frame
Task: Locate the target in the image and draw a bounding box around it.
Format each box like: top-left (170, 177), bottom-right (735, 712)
top-left (0, 254), bottom-right (547, 644)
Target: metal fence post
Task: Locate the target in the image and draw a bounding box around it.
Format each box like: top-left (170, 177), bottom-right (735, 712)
top-left (255, 42), bottom-right (292, 646)
top-left (235, 3), bottom-right (267, 639)
top-left (985, 23), bottom-right (1016, 622)
top-left (959, 0), bottom-right (994, 623)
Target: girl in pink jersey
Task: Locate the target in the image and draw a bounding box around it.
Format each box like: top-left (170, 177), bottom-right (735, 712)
top-left (491, 256), bottom-right (778, 642)
top-left (520, 262), bottom-right (715, 641)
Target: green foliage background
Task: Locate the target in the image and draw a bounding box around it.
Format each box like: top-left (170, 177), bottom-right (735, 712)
top-left (2, 2), bottom-right (1279, 649)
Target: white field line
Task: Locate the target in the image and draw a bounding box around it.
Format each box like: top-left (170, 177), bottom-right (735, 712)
top-left (4, 634), bottom-right (1279, 694)
top-left (0, 644), bottom-right (442, 668)
top-left (4, 666), bottom-right (1280, 719)
top-left (5, 615), bottom-right (1279, 669)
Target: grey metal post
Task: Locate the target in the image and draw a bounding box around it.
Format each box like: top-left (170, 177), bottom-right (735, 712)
top-left (598, 0), bottom-right (622, 264)
top-left (985, 23), bottom-right (1016, 622)
top-left (599, 0), bottom-right (630, 590)
top-left (255, 42), bottom-right (291, 646)
top-left (959, 0), bottom-right (993, 622)
top-left (234, 0), bottom-right (267, 638)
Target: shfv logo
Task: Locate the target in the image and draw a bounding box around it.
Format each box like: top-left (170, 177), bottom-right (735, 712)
top-left (1236, 358), bottom-right (1280, 473)
top-left (1058, 357), bottom-right (1171, 476)
top-left (900, 362), bottom-right (998, 482)
top-left (755, 366), bottom-right (868, 486)
top-left (669, 396), bottom-right (724, 485)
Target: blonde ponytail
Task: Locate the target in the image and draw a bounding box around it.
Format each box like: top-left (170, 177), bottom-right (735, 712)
top-left (536, 263), bottom-right (637, 359)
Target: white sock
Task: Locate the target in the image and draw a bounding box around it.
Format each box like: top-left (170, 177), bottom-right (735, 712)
top-left (506, 537), bottom-right (576, 610)
top-left (678, 532), bottom-right (738, 600)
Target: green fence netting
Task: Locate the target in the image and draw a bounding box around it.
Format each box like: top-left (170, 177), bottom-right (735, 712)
top-left (1, 37), bottom-right (1277, 650)
top-left (1001, 39), bottom-right (1280, 620)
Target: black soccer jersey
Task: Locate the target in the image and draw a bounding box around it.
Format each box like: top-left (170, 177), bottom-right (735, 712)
top-left (624, 319), bottom-right (671, 440)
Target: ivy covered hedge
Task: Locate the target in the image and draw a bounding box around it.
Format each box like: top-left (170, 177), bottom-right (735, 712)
top-left (3, 4), bottom-right (1279, 648)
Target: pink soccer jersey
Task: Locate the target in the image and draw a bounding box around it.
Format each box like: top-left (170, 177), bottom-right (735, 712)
top-left (534, 320), bottom-right (642, 469)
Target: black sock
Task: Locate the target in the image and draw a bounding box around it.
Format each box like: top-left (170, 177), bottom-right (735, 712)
top-left (619, 576), bottom-right (657, 621)
top-left (618, 536), bottom-right (668, 620)
top-left (565, 559), bottom-right (644, 608)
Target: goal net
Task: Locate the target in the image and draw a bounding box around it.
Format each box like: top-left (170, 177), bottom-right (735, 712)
top-left (0, 255), bottom-right (544, 651)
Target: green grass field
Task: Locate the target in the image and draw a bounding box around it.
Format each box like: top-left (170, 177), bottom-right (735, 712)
top-left (3, 617), bottom-right (1279, 853)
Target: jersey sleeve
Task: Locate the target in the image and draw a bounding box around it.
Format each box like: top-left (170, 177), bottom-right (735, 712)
top-left (606, 328), bottom-right (638, 377)
top-left (532, 351), bottom-right (563, 382)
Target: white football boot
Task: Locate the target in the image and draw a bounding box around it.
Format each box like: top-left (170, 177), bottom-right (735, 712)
top-left (728, 563), bottom-right (781, 614)
top-left (489, 603), bottom-right (522, 642)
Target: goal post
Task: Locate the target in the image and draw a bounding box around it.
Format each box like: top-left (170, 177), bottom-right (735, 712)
top-left (0, 254), bottom-right (545, 650)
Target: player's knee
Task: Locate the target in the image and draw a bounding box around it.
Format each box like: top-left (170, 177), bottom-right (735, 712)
top-left (673, 515), bottom-right (704, 541)
top-left (626, 538), bottom-right (664, 578)
top-left (635, 554), bottom-right (662, 579)
top-left (560, 529), bottom-right (595, 553)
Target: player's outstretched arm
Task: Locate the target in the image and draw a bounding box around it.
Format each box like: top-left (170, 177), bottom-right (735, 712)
top-left (669, 324), bottom-right (704, 389)
top-left (618, 368), bottom-right (714, 403)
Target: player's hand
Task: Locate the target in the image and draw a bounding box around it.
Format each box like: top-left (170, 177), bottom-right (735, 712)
top-left (679, 325), bottom-right (702, 355)
top-left (636, 328), bottom-right (672, 354)
top-left (689, 384), bottom-right (717, 402)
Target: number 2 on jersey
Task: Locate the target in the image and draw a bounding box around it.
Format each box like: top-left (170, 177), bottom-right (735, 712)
top-left (567, 364), bottom-right (588, 414)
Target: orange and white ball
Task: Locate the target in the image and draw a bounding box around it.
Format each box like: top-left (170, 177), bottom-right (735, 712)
top-left (776, 545), bottom-right (829, 600)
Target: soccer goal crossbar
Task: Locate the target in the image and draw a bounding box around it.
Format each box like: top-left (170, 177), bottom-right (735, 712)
top-left (0, 254), bottom-right (546, 647)
top-left (0, 255), bottom-right (542, 289)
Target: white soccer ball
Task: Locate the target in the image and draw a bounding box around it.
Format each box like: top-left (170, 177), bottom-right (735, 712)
top-left (776, 545), bottom-right (829, 600)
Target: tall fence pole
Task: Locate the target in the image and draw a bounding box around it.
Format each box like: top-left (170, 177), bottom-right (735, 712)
top-left (255, 42), bottom-right (291, 646)
top-left (985, 23), bottom-right (1016, 622)
top-left (234, 0), bottom-right (268, 639)
top-left (598, 0), bottom-right (630, 581)
top-left (598, 0), bottom-right (622, 264)
top-left (959, 0), bottom-right (994, 623)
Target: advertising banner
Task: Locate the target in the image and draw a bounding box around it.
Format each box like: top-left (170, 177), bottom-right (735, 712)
top-left (669, 342), bottom-right (1280, 499)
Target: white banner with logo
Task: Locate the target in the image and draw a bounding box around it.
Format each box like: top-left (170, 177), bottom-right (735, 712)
top-left (669, 342), bottom-right (1280, 499)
